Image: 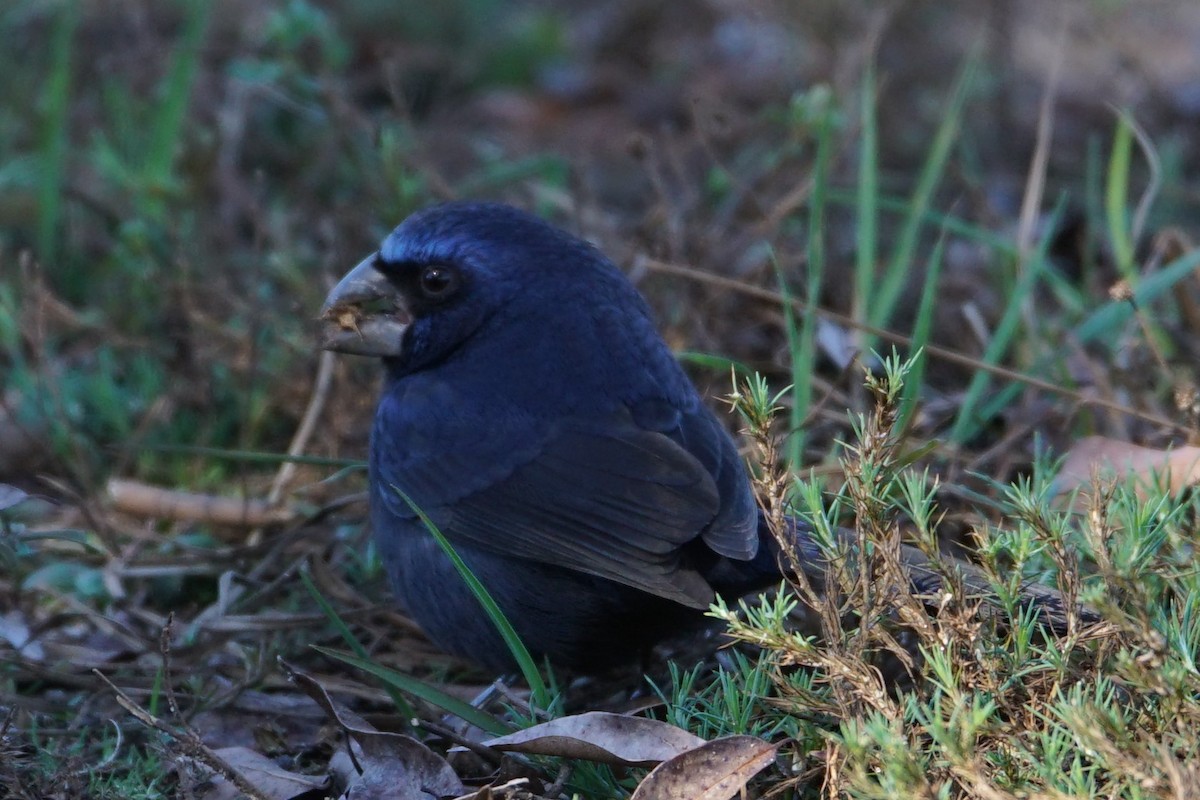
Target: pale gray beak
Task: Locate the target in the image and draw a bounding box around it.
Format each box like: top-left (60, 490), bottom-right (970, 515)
top-left (319, 254), bottom-right (410, 357)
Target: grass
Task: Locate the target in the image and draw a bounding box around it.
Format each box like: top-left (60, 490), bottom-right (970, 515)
top-left (2, 1), bottom-right (1199, 797)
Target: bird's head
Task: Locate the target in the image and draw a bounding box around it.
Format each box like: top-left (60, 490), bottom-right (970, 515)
top-left (319, 202), bottom-right (621, 373)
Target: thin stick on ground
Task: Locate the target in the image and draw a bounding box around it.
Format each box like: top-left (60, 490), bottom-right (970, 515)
top-left (267, 349), bottom-right (337, 507)
top-left (642, 256), bottom-right (1188, 433)
top-left (93, 669), bottom-right (271, 800)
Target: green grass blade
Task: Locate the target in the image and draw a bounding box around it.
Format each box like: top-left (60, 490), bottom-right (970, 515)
top-left (871, 58), bottom-right (977, 337)
top-left (457, 154), bottom-right (568, 198)
top-left (975, 245), bottom-right (1200, 425)
top-left (313, 647), bottom-right (512, 736)
top-left (146, 0), bottom-right (210, 182)
top-left (1105, 112), bottom-right (1136, 279)
top-left (394, 487), bottom-right (551, 709)
top-left (950, 202), bottom-right (1065, 443)
top-left (676, 351), bottom-right (754, 376)
top-left (827, 188), bottom-right (1017, 254)
top-left (1084, 133), bottom-right (1104, 282)
top-left (776, 259), bottom-right (803, 466)
top-left (1075, 246), bottom-right (1200, 344)
top-left (36, 1), bottom-right (79, 268)
top-left (896, 230), bottom-right (948, 434)
top-left (785, 106), bottom-right (833, 471)
top-left (298, 564), bottom-right (417, 721)
top-left (854, 62), bottom-right (878, 331)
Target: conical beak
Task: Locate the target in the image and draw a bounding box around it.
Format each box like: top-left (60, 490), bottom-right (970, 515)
top-left (319, 254), bottom-right (411, 357)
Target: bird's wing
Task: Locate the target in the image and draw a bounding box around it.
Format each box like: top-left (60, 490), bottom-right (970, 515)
top-left (373, 393), bottom-right (739, 607)
top-left (662, 400), bottom-right (760, 560)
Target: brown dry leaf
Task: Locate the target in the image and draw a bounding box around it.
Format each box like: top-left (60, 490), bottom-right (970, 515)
top-left (629, 735), bottom-right (779, 800)
top-left (477, 711), bottom-right (705, 768)
top-left (282, 660), bottom-right (466, 800)
top-left (193, 746), bottom-right (330, 800)
top-left (333, 732), bottom-right (466, 800)
top-left (1054, 436), bottom-right (1200, 498)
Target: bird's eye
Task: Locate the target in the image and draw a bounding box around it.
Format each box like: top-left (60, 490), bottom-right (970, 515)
top-left (419, 265), bottom-right (458, 299)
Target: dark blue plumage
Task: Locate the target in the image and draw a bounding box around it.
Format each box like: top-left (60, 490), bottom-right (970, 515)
top-left (319, 201), bottom-right (1084, 671)
top-left (321, 202), bottom-right (791, 669)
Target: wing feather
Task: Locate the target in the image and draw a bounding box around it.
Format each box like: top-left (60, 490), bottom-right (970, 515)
top-left (371, 377), bottom-right (756, 607)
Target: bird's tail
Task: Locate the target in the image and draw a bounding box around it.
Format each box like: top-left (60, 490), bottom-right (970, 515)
top-left (753, 511), bottom-right (1099, 631)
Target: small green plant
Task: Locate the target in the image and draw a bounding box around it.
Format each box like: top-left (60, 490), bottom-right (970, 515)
top-left (673, 356), bottom-right (1200, 798)
top-left (1, 716), bottom-right (170, 799)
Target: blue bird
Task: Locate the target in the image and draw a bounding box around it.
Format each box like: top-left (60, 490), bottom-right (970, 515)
top-left (320, 202), bottom-right (1083, 671)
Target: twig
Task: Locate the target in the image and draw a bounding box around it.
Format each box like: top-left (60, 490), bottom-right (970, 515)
top-left (160, 614), bottom-right (182, 719)
top-left (267, 350), bottom-right (337, 507)
top-left (106, 478), bottom-right (296, 527)
top-left (451, 777), bottom-right (529, 800)
top-left (1015, 10), bottom-right (1066, 258)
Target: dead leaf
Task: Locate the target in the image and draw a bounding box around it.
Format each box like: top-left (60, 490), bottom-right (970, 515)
top-left (193, 746), bottom-right (329, 800)
top-left (333, 732), bottom-right (466, 800)
top-left (630, 735), bottom-right (779, 800)
top-left (282, 659), bottom-right (466, 800)
top-left (0, 610), bottom-right (43, 661)
top-left (0, 483), bottom-right (28, 511)
top-left (191, 689), bottom-right (331, 752)
top-left (816, 319), bottom-right (858, 371)
top-left (476, 711), bottom-right (706, 767)
top-left (1053, 436), bottom-right (1200, 498)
